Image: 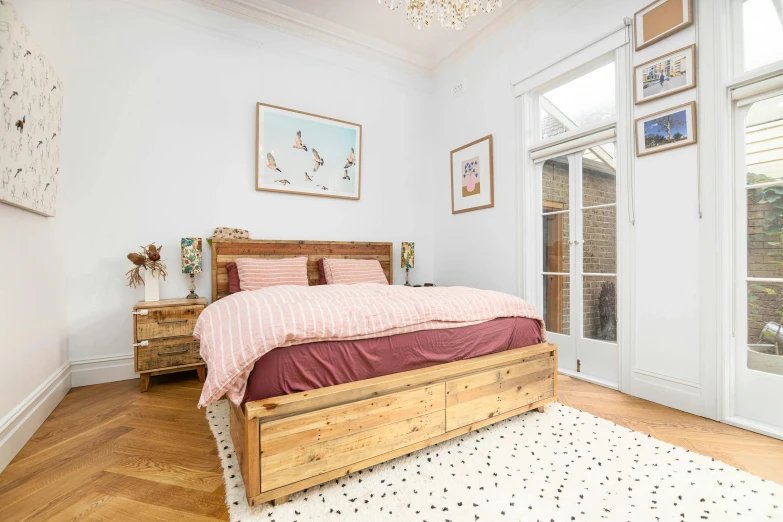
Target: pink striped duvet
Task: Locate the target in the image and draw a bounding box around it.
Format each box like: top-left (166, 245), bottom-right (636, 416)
top-left (194, 284), bottom-right (546, 407)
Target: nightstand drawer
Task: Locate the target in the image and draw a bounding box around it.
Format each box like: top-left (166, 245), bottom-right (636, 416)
top-left (135, 305), bottom-right (203, 340)
top-left (136, 337), bottom-right (202, 372)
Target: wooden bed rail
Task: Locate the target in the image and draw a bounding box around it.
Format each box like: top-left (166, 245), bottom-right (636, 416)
top-left (231, 342), bottom-right (558, 506)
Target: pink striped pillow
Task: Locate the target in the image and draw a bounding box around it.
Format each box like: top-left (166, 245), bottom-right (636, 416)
top-left (235, 257), bottom-right (309, 290)
top-left (322, 258), bottom-right (389, 285)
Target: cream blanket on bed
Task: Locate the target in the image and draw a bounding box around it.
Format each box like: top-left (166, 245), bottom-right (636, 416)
top-left (194, 284), bottom-right (546, 407)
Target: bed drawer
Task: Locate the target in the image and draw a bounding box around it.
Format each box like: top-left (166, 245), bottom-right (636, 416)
top-left (136, 337), bottom-right (202, 372)
top-left (445, 354), bottom-right (554, 431)
top-left (259, 384), bottom-right (446, 492)
top-left (135, 305), bottom-right (203, 340)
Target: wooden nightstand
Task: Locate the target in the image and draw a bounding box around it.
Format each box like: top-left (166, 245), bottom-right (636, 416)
top-left (132, 298), bottom-right (207, 392)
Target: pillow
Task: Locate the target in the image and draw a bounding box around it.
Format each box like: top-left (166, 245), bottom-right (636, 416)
top-left (235, 257), bottom-right (309, 291)
top-left (226, 262), bottom-right (241, 294)
top-left (322, 258), bottom-right (389, 285)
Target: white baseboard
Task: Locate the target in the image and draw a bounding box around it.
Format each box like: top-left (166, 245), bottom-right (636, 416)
top-left (0, 363), bottom-right (72, 473)
top-left (723, 415), bottom-right (783, 441)
top-left (70, 354), bottom-right (137, 387)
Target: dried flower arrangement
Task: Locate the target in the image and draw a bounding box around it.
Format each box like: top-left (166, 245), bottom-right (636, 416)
top-left (126, 243), bottom-right (169, 288)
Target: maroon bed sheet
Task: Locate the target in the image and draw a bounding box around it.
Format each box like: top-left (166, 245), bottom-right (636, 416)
top-left (242, 317), bottom-right (544, 402)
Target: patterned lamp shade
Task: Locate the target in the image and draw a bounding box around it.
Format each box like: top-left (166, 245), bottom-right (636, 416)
top-left (401, 242), bottom-right (414, 270)
top-left (181, 238), bottom-right (203, 275)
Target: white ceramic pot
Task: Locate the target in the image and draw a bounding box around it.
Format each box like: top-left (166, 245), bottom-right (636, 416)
top-left (144, 269), bottom-right (160, 302)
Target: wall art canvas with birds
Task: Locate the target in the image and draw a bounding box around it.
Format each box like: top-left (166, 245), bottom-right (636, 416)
top-left (0, 2), bottom-right (64, 217)
top-left (256, 103), bottom-right (361, 199)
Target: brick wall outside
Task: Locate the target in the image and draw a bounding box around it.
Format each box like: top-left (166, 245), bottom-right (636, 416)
top-left (542, 157), bottom-right (617, 341)
top-left (746, 192), bottom-right (783, 345)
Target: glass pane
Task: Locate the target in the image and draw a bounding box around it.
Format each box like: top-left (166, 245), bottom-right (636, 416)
top-left (539, 62), bottom-right (616, 141)
top-left (747, 282), bottom-right (783, 376)
top-left (582, 147), bottom-right (616, 207)
top-left (746, 94), bottom-right (783, 186)
top-left (747, 187), bottom-right (783, 279)
top-left (743, 0), bottom-right (783, 72)
top-left (543, 275), bottom-right (570, 335)
top-left (543, 214), bottom-right (569, 273)
top-left (542, 156), bottom-right (569, 213)
top-left (583, 276), bottom-right (617, 342)
top-left (583, 206), bottom-right (617, 274)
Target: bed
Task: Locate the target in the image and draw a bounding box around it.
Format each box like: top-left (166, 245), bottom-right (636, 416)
top-left (206, 239), bottom-right (558, 506)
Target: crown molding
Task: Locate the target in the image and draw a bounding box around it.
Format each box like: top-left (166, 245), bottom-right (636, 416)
top-left (181, 0), bottom-right (432, 75)
top-left (181, 0), bottom-right (534, 76)
top-left (432, 0), bottom-right (541, 73)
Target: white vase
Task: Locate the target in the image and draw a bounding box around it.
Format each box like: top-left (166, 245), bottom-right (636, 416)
top-left (144, 270), bottom-right (160, 302)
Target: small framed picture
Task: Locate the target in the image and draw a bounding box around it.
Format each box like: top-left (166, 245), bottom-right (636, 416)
top-left (634, 45), bottom-right (696, 105)
top-left (635, 101), bottom-right (697, 157)
top-left (634, 0), bottom-right (693, 52)
top-left (450, 135), bottom-right (494, 214)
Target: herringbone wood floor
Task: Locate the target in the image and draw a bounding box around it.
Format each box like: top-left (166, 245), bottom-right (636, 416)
top-left (1, 372), bottom-right (781, 521)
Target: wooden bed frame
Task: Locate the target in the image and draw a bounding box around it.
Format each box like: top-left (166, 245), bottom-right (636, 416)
top-left (210, 239), bottom-right (558, 506)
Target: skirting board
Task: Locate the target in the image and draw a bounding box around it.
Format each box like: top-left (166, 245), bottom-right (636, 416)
top-left (0, 363), bottom-right (71, 473)
top-left (70, 354), bottom-right (137, 387)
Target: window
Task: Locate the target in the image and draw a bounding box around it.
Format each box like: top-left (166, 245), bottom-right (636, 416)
top-left (742, 0), bottom-right (783, 72)
top-left (744, 93), bottom-right (783, 375)
top-left (538, 62), bottom-right (616, 141)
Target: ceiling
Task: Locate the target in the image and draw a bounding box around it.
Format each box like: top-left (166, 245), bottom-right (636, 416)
top-left (274, 0), bottom-right (516, 67)
top-left (184, 0), bottom-right (523, 71)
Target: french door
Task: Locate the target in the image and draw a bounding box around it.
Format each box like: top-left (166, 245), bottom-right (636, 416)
top-left (731, 90), bottom-right (783, 434)
top-left (540, 144), bottom-right (619, 387)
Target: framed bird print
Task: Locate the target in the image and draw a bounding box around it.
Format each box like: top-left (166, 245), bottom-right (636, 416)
top-left (450, 135), bottom-right (494, 214)
top-left (256, 102), bottom-right (362, 200)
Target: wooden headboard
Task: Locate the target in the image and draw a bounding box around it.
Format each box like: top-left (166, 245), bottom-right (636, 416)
top-left (211, 239), bottom-right (394, 302)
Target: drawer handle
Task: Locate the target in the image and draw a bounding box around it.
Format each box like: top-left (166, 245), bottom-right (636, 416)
top-left (158, 348), bottom-right (189, 356)
top-left (157, 319), bottom-right (188, 325)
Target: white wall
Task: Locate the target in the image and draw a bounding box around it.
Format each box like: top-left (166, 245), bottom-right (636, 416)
top-left (14, 0), bottom-right (436, 383)
top-left (0, 203), bottom-right (70, 470)
top-left (433, 0), bottom-right (712, 416)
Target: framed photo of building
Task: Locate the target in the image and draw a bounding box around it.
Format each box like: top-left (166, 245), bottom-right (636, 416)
top-left (256, 102), bottom-right (361, 200)
top-left (450, 135), bottom-right (494, 214)
top-left (634, 0), bottom-right (693, 52)
top-left (635, 101), bottom-right (697, 157)
top-left (634, 45), bottom-right (696, 105)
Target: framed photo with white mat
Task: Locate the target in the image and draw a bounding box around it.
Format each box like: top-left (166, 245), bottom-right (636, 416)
top-left (635, 101), bottom-right (697, 157)
top-left (634, 44), bottom-right (696, 105)
top-left (450, 135), bottom-right (494, 214)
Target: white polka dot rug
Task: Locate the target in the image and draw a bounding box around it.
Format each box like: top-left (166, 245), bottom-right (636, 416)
top-left (206, 400), bottom-right (781, 522)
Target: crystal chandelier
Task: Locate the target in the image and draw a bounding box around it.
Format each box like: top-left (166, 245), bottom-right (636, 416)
top-left (379, 0), bottom-right (503, 31)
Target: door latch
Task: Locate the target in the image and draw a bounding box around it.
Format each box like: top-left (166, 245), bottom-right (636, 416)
top-left (577, 359), bottom-right (581, 373)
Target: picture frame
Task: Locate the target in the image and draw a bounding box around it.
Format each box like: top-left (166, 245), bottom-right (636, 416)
top-left (450, 135), bottom-right (494, 214)
top-left (634, 44), bottom-right (696, 105)
top-left (634, 0), bottom-right (694, 52)
top-left (255, 102), bottom-right (362, 200)
top-left (635, 101), bottom-right (697, 157)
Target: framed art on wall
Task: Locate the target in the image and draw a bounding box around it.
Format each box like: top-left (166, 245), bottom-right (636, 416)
top-left (635, 101), bottom-right (697, 157)
top-left (634, 44), bottom-right (696, 105)
top-left (0, 3), bottom-right (64, 217)
top-left (633, 0), bottom-right (693, 52)
top-left (256, 102), bottom-right (361, 200)
top-left (450, 135), bottom-right (494, 214)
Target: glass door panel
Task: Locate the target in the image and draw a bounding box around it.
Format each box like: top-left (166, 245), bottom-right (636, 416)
top-left (734, 94), bottom-right (783, 432)
top-left (539, 149), bottom-right (618, 386)
top-left (577, 148), bottom-right (618, 385)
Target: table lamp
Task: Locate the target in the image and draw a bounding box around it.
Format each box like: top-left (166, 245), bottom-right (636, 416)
top-left (181, 237), bottom-right (202, 299)
top-left (401, 242), bottom-right (414, 286)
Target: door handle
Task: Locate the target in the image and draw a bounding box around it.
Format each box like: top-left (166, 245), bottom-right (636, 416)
top-left (158, 348), bottom-right (189, 356)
